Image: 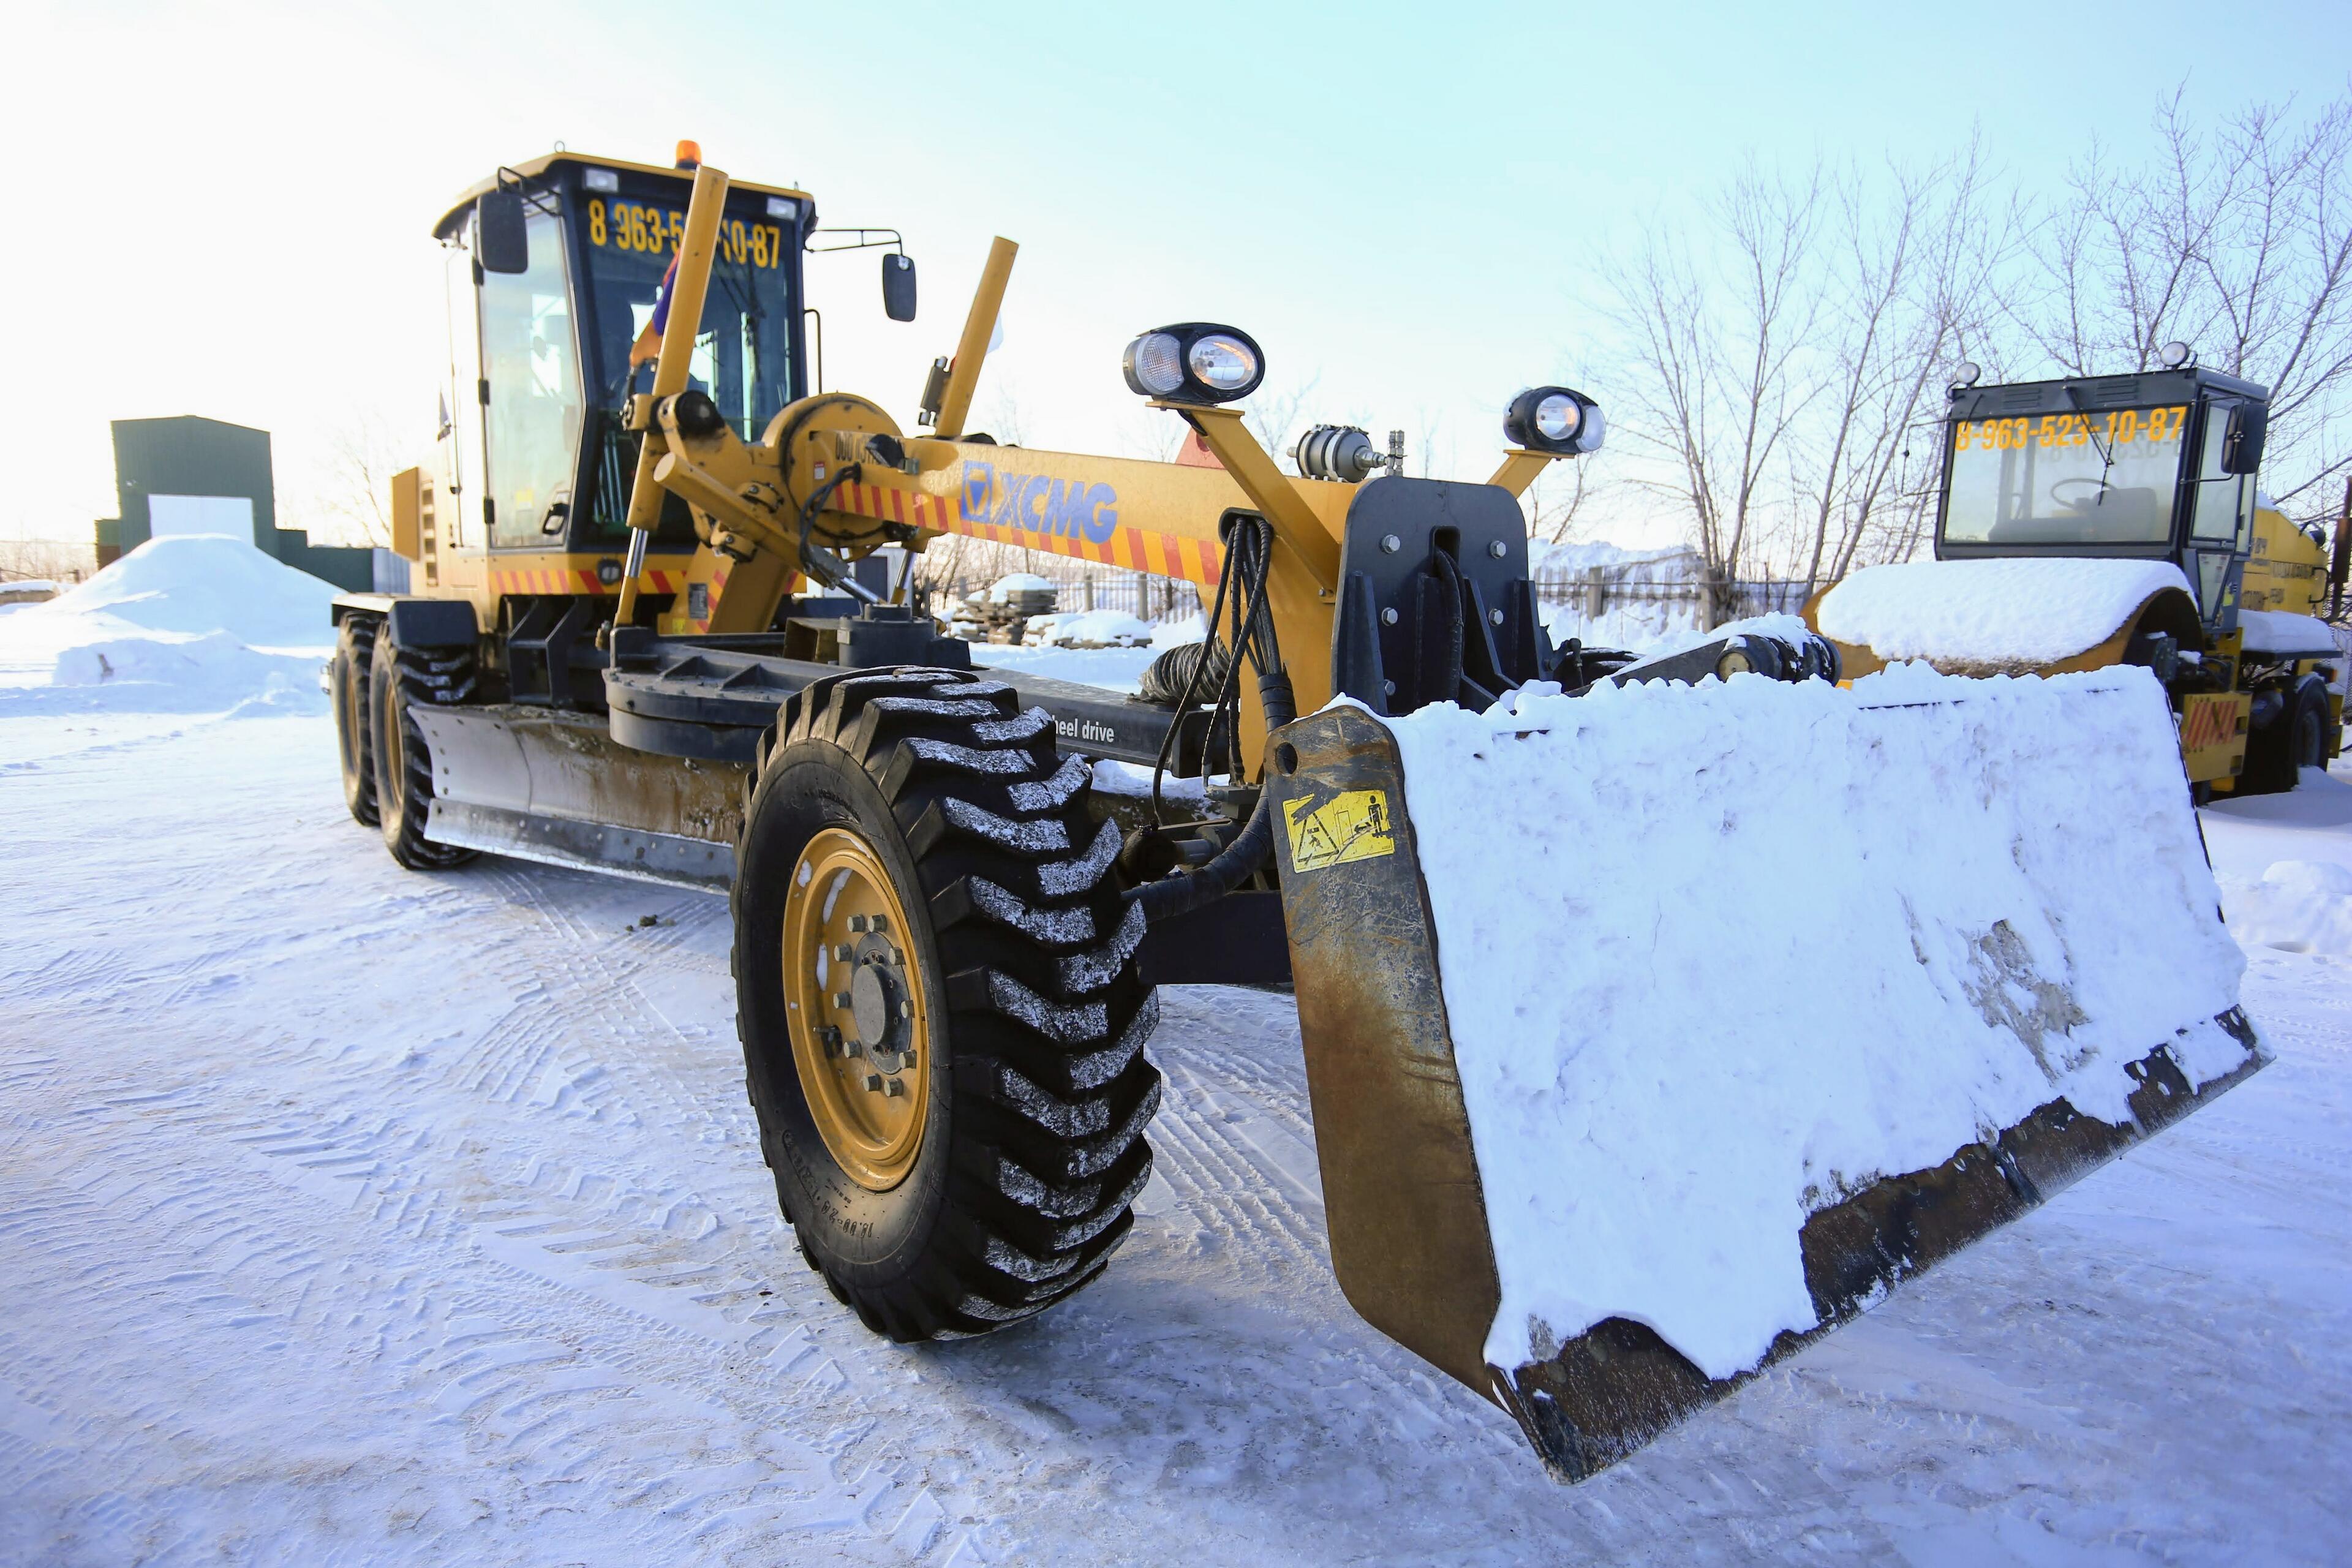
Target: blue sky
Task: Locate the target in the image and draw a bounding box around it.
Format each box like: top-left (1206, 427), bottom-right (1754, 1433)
top-left (6, 0), bottom-right (2344, 546)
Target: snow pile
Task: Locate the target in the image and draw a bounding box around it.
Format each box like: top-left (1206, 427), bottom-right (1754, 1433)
top-left (2218, 859), bottom-right (2352, 956)
top-left (1819, 557), bottom-right (2192, 669)
top-left (0, 534), bottom-right (337, 715)
top-left (987, 571), bottom-right (1058, 603)
top-left (1150, 611), bottom-right (1207, 649)
top-left (1090, 757), bottom-right (1205, 800)
top-left (1, 578), bottom-right (61, 608)
top-left (1382, 660), bottom-right (2253, 1381)
top-left (1023, 608), bottom-right (1153, 648)
top-left (2236, 608), bottom-right (2342, 659)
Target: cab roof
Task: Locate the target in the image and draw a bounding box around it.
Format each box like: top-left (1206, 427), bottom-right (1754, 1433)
top-left (432, 152), bottom-right (815, 241)
top-left (1947, 366), bottom-right (2269, 423)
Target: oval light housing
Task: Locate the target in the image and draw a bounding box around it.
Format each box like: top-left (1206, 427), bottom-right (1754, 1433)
top-left (1505, 385), bottom-right (1605, 455)
top-left (1121, 323), bottom-right (1265, 404)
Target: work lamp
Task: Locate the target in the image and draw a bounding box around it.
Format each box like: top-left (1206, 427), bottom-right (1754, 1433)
top-left (1122, 323), bottom-right (1265, 404)
top-left (1504, 386), bottom-right (1605, 455)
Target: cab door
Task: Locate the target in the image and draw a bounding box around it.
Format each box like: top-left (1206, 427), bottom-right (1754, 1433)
top-left (2184, 399), bottom-right (2253, 631)
top-left (478, 204), bottom-right (586, 551)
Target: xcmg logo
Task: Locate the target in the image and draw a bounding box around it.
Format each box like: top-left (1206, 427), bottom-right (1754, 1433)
top-left (962, 461), bottom-right (1119, 545)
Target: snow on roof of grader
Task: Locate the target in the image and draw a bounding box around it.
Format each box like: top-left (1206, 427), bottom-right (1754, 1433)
top-left (1381, 660), bottom-right (2249, 1382)
top-left (1819, 557), bottom-right (2192, 668)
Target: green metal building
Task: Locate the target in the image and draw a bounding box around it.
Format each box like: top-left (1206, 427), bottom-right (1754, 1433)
top-left (94, 415), bottom-right (374, 591)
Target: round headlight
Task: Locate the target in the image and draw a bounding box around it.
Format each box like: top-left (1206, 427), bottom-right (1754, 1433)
top-left (1532, 392), bottom-right (1580, 443)
top-left (1123, 331), bottom-right (1186, 398)
top-left (2158, 339), bottom-right (2196, 369)
top-left (1505, 385), bottom-right (1604, 455)
top-left (1188, 333), bottom-right (1259, 393)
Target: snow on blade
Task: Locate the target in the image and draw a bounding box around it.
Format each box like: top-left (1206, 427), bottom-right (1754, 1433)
top-left (1818, 557), bottom-right (2190, 668)
top-left (1381, 661), bottom-right (2251, 1382)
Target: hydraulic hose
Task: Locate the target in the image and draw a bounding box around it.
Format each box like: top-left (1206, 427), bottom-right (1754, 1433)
top-left (1128, 788), bottom-right (1274, 923)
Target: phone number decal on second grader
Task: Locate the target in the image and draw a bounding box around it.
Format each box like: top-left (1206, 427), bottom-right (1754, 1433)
top-left (1953, 405), bottom-right (2188, 452)
top-left (585, 198), bottom-right (785, 269)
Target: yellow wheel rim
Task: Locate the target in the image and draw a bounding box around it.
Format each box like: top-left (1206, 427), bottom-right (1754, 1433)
top-left (782, 826), bottom-right (933, 1191)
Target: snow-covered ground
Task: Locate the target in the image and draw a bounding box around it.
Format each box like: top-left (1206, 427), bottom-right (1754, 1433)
top-left (4, 554), bottom-right (2352, 1562)
top-left (5, 707), bottom-right (2348, 1564)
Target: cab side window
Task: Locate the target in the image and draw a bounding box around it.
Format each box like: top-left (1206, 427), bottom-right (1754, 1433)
top-left (480, 206), bottom-right (584, 548)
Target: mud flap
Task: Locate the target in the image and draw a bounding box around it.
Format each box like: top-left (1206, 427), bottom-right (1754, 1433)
top-left (1265, 692), bottom-right (2265, 1482)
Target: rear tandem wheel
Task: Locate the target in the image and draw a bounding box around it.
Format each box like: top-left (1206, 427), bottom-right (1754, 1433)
top-left (2240, 676), bottom-right (2332, 796)
top-left (732, 666), bottom-right (1161, 1338)
top-left (368, 626), bottom-right (478, 871)
top-left (331, 616), bottom-right (378, 826)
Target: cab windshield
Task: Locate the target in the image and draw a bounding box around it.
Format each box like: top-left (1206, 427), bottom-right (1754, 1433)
top-left (1940, 405), bottom-right (2189, 546)
top-left (573, 188), bottom-right (797, 545)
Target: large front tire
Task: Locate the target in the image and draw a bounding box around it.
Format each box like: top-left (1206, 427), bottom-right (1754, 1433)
top-left (733, 667), bottom-right (1159, 1340)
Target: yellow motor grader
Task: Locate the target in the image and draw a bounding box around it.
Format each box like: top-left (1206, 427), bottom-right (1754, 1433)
top-left (331, 145), bottom-right (2268, 1480)
top-left (1809, 355), bottom-right (2346, 798)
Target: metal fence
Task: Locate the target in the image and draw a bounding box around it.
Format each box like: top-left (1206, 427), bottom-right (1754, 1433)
top-left (929, 563), bottom-right (1206, 625)
top-left (1531, 571), bottom-right (1812, 625)
top-left (921, 559), bottom-right (1807, 633)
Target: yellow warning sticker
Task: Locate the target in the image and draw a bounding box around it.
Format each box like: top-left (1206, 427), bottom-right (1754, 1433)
top-left (1284, 788), bottom-right (1397, 873)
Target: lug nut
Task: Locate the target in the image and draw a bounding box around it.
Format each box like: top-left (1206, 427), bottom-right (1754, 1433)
top-left (849, 914), bottom-right (869, 933)
top-left (862, 1073), bottom-right (883, 1093)
top-left (870, 913), bottom-right (890, 934)
top-left (833, 991), bottom-right (853, 1009)
top-left (834, 943), bottom-right (854, 962)
top-left (883, 1077), bottom-right (906, 1098)
top-left (899, 998), bottom-right (912, 1019)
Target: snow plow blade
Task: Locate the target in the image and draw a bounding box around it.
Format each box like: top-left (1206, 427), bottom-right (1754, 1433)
top-left (1264, 668), bottom-right (2265, 1481)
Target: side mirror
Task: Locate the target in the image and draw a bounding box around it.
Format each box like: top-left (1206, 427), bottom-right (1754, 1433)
top-left (881, 252), bottom-right (917, 322)
top-left (2222, 402), bottom-right (2268, 475)
top-left (477, 189), bottom-right (529, 276)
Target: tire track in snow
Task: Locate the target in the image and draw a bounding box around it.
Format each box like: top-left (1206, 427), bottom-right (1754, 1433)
top-left (0, 1066), bottom-right (986, 1565)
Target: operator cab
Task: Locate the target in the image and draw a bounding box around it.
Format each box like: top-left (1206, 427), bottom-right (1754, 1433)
top-left (429, 151), bottom-right (815, 559)
top-left (1936, 364), bottom-right (2269, 633)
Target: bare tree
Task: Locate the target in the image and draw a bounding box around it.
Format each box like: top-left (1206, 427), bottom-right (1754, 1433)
top-left (1794, 143), bottom-right (2020, 592)
top-left (306, 410), bottom-right (413, 549)
top-left (1605, 164), bottom-right (1823, 621)
top-left (1528, 455), bottom-right (1596, 543)
top-left (1242, 372), bottom-right (1322, 464)
top-left (2019, 85), bottom-right (2352, 508)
